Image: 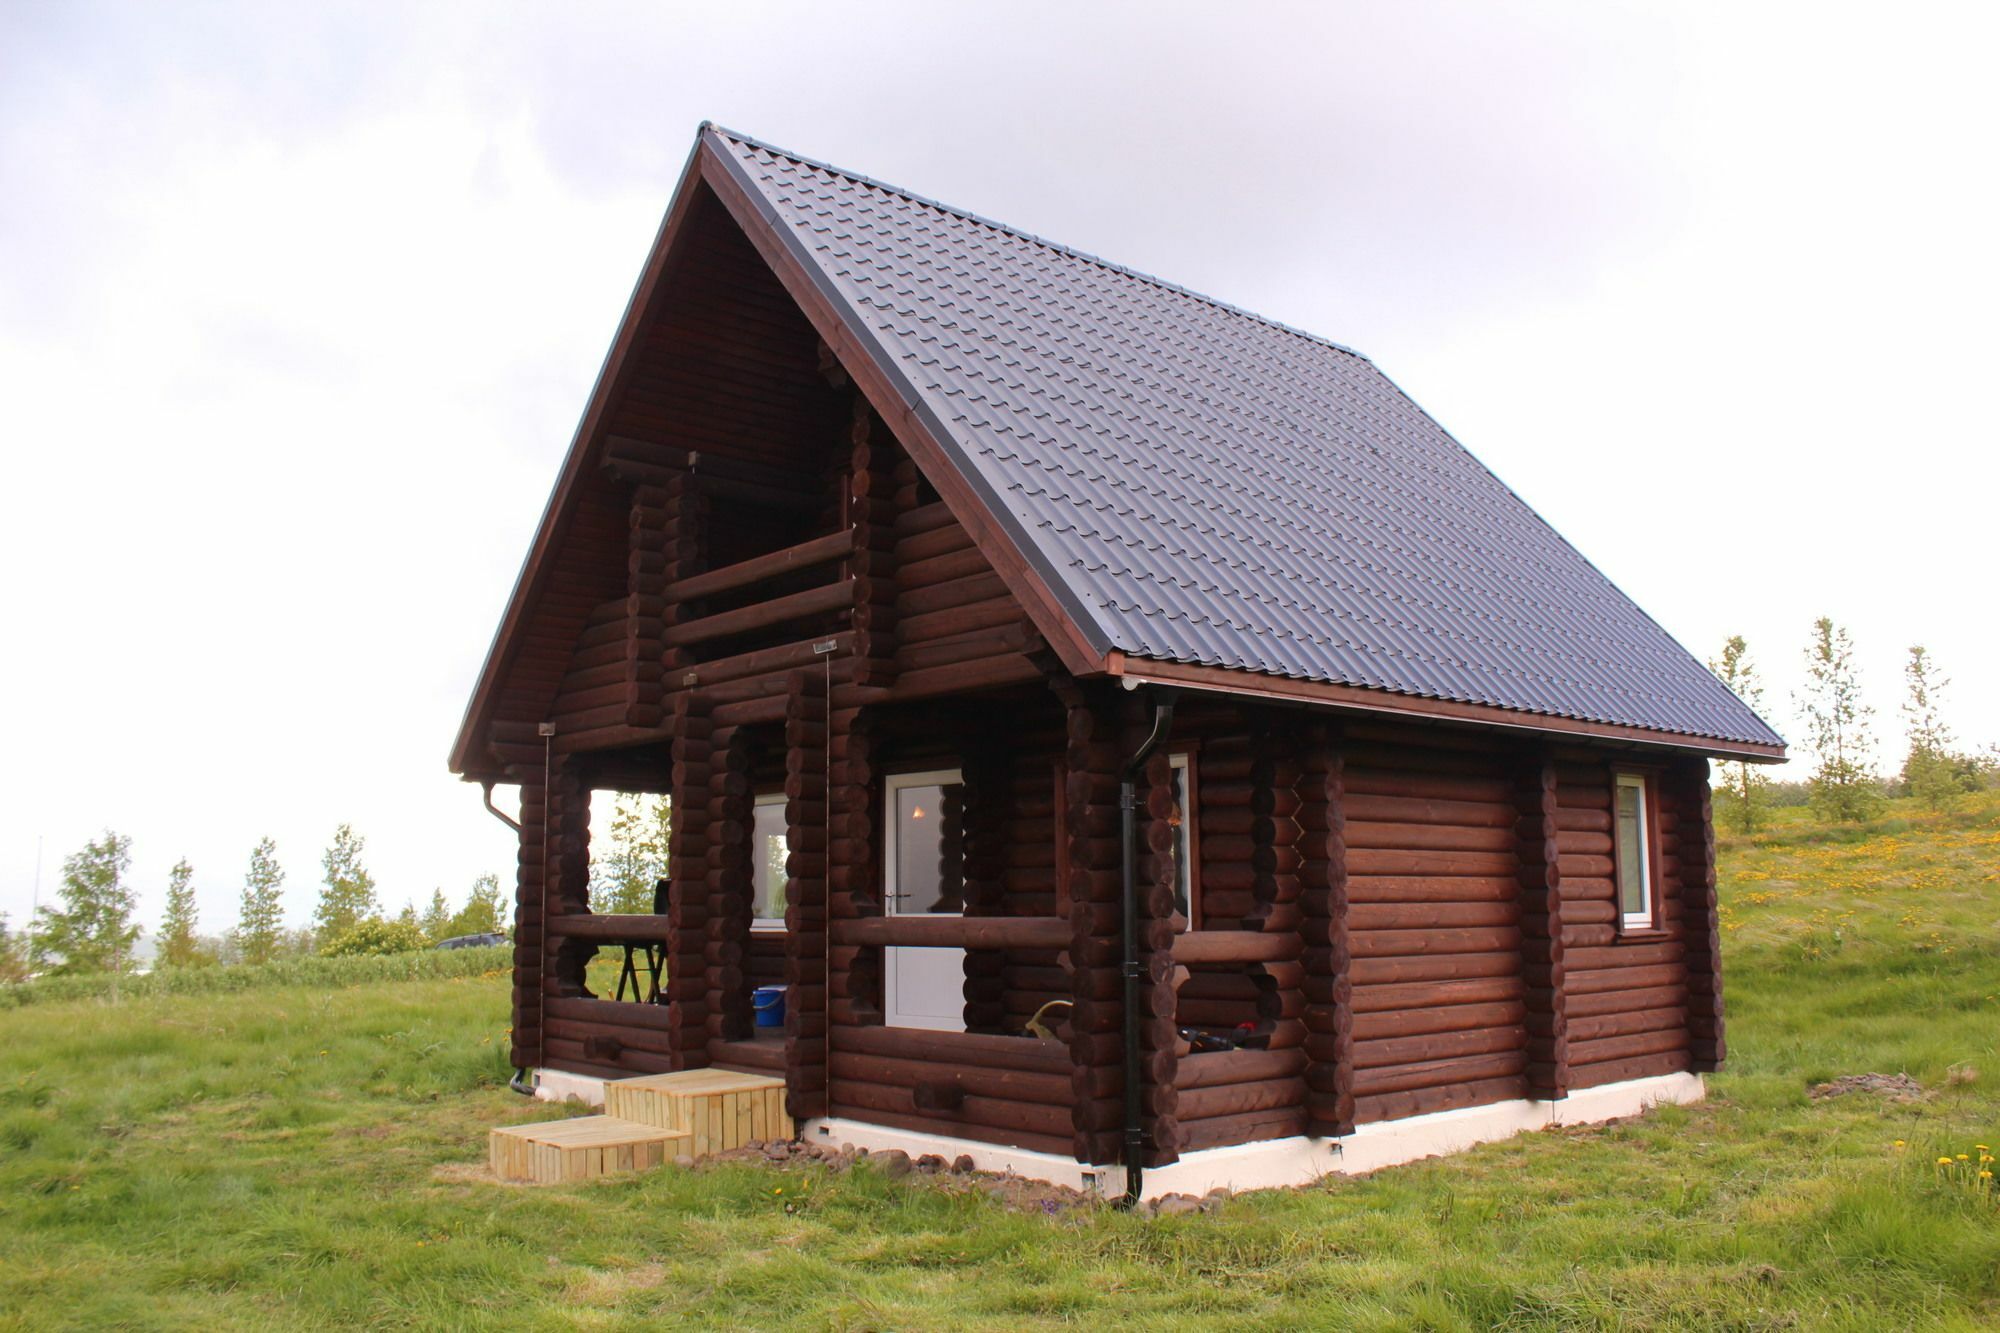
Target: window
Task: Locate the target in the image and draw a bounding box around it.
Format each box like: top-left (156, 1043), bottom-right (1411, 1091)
top-left (751, 792), bottom-right (789, 928)
top-left (1167, 752), bottom-right (1198, 929)
top-left (1613, 772), bottom-right (1654, 931)
top-left (884, 769), bottom-right (965, 915)
top-left (882, 768), bottom-right (966, 1031)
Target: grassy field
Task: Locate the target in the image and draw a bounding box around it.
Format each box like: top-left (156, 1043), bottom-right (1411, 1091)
top-left (2, 794), bottom-right (1997, 1330)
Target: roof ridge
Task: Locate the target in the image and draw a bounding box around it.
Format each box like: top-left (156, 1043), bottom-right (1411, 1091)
top-left (701, 122), bottom-right (1371, 365)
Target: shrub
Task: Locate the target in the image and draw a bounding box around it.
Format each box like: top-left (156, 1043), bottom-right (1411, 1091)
top-left (319, 917), bottom-right (431, 957)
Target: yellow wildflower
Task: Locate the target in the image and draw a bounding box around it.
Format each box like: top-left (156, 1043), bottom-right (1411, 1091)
top-left (1939, 1157), bottom-right (1955, 1165)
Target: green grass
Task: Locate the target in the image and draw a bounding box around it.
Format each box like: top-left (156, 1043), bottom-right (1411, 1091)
top-left (2, 796), bottom-right (1997, 1329)
top-left (0, 944), bottom-right (513, 1009)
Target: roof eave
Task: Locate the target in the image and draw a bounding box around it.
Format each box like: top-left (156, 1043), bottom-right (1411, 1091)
top-left (1105, 654), bottom-right (1789, 763)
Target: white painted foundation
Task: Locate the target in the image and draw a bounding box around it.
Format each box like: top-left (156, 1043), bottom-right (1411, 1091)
top-left (802, 1071), bottom-right (1702, 1200)
top-left (530, 1067), bottom-right (608, 1108)
top-left (528, 1065), bottom-right (1703, 1200)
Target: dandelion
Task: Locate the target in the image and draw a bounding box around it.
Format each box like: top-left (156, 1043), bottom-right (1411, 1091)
top-left (1958, 1154), bottom-right (1971, 1161)
top-left (1894, 1140), bottom-right (1906, 1148)
top-left (1983, 1171), bottom-right (1995, 1181)
top-left (1939, 1157), bottom-right (1955, 1165)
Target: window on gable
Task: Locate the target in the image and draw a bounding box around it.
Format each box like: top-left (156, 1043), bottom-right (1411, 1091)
top-left (1613, 772), bottom-right (1655, 931)
top-left (751, 792), bottom-right (789, 927)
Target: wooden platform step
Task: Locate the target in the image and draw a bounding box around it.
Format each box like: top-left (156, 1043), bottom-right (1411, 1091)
top-left (604, 1068), bottom-right (791, 1157)
top-left (488, 1115), bottom-right (690, 1184)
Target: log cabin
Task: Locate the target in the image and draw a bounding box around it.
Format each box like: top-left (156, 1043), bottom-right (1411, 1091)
top-left (450, 124), bottom-right (1785, 1201)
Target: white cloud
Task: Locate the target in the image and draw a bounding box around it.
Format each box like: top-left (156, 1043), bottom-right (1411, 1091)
top-left (3, 1), bottom-right (1994, 932)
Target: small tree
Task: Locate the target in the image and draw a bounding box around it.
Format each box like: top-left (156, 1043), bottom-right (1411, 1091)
top-left (236, 837), bottom-right (288, 965)
top-left (314, 823), bottom-right (378, 945)
top-left (1901, 645), bottom-right (1972, 809)
top-left (450, 872), bottom-right (506, 938)
top-left (158, 858), bottom-right (204, 968)
top-left (1796, 617), bottom-right (1882, 822)
top-left (1709, 635), bottom-right (1773, 833)
top-left (420, 888), bottom-right (453, 943)
top-left (590, 793), bottom-right (671, 914)
top-left (34, 832), bottom-right (140, 976)
top-left (0, 914), bottom-right (30, 985)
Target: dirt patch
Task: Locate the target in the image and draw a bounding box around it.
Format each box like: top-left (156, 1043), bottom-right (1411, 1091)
top-left (1810, 1073), bottom-right (1926, 1103)
top-left (702, 1139), bottom-right (1105, 1215)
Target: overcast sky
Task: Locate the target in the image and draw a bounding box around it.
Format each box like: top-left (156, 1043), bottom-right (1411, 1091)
top-left (3, 2), bottom-right (1993, 937)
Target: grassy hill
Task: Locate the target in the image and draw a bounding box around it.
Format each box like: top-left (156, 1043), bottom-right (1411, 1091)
top-left (2, 794), bottom-right (1997, 1330)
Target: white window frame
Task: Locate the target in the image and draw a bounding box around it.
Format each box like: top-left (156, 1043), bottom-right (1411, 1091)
top-left (882, 768), bottom-right (964, 917)
top-left (1167, 751), bottom-right (1195, 929)
top-left (882, 767), bottom-right (966, 1032)
top-left (1613, 771), bottom-right (1654, 931)
top-left (751, 791), bottom-right (789, 930)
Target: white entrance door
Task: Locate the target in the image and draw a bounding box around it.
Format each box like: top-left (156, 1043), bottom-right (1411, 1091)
top-left (883, 768), bottom-right (966, 1031)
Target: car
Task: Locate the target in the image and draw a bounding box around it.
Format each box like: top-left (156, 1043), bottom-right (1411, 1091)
top-left (434, 932), bottom-right (508, 950)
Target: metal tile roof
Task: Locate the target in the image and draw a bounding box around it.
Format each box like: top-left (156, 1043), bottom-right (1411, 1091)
top-left (707, 127), bottom-right (1783, 749)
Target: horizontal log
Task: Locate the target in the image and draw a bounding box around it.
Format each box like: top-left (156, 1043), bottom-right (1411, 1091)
top-left (671, 632), bottom-right (853, 689)
top-left (1345, 821), bottom-right (1514, 853)
top-left (830, 1025), bottom-right (1072, 1073)
top-left (1351, 1049), bottom-right (1528, 1097)
top-left (1568, 1027), bottom-right (1690, 1066)
top-left (892, 654), bottom-right (1039, 700)
top-left (1178, 1077), bottom-right (1304, 1121)
top-left (1174, 1048), bottom-right (1307, 1090)
top-left (1349, 926), bottom-right (1522, 959)
top-left (1172, 930), bottom-right (1301, 964)
top-left (1567, 1049), bottom-right (1690, 1090)
top-left (544, 995), bottom-right (672, 1029)
top-left (829, 1079), bottom-right (1073, 1139)
top-left (829, 916), bottom-right (1070, 949)
top-left (829, 1052), bottom-right (1070, 1105)
top-left (893, 500), bottom-right (958, 538)
top-left (1349, 901), bottom-right (1519, 932)
top-left (548, 913), bottom-right (670, 942)
top-left (1350, 950), bottom-right (1521, 987)
top-left (667, 529), bottom-right (855, 605)
top-left (1352, 1001), bottom-right (1526, 1043)
top-left (1345, 875), bottom-right (1519, 905)
top-left (1353, 1025), bottom-right (1526, 1072)
top-left (1348, 975), bottom-right (1523, 1013)
top-left (1180, 1107), bottom-right (1307, 1152)
top-left (1354, 1074), bottom-right (1525, 1126)
top-left (663, 581), bottom-right (852, 648)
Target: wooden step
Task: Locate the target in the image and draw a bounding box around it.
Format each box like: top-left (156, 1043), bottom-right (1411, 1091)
top-left (488, 1115), bottom-right (690, 1184)
top-left (605, 1069), bottom-right (791, 1156)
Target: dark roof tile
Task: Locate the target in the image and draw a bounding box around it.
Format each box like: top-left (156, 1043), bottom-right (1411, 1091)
top-left (709, 128), bottom-right (1782, 749)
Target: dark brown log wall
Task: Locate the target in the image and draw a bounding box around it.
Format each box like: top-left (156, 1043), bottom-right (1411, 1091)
top-left (1342, 726), bottom-right (1530, 1125)
top-left (1554, 755), bottom-right (1693, 1090)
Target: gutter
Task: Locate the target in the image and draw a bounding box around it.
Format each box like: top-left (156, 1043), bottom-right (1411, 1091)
top-left (1116, 690), bottom-right (1176, 1210)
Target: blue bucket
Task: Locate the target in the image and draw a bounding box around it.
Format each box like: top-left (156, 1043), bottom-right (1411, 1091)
top-left (752, 985), bottom-right (787, 1028)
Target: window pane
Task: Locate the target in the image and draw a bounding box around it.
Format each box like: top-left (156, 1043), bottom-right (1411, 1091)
top-left (752, 799), bottom-right (788, 921)
top-left (1615, 780), bottom-right (1647, 920)
top-left (894, 781), bottom-right (964, 914)
top-left (1167, 758), bottom-right (1191, 922)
